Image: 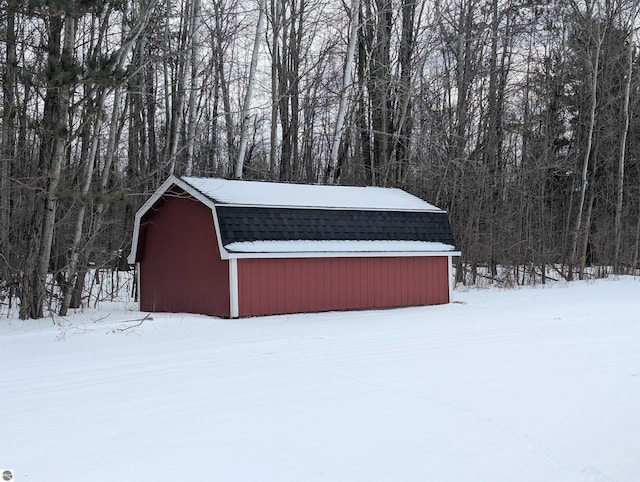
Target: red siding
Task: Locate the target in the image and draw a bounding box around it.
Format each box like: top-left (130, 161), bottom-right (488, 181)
top-left (237, 256), bottom-right (450, 317)
top-left (138, 193), bottom-right (230, 317)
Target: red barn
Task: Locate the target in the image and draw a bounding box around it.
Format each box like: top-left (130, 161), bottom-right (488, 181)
top-left (128, 175), bottom-right (460, 318)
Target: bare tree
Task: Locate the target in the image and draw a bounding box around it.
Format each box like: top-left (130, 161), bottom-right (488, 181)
top-left (614, 1), bottom-right (638, 274)
top-left (185, 0), bottom-right (202, 176)
top-left (20, 8), bottom-right (77, 320)
top-left (59, 2), bottom-right (158, 316)
top-left (1, 0), bottom-right (17, 264)
top-left (568, 0), bottom-right (605, 280)
top-left (329, 0), bottom-right (359, 181)
top-left (236, 0), bottom-right (267, 179)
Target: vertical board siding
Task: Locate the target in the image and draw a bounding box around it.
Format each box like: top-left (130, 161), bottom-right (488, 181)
top-left (139, 194), bottom-right (230, 317)
top-left (237, 256), bottom-right (450, 317)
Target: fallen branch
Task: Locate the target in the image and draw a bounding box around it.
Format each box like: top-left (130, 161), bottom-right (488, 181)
top-left (552, 265), bottom-right (570, 281)
top-left (116, 312), bottom-right (153, 332)
top-left (92, 313), bottom-right (112, 324)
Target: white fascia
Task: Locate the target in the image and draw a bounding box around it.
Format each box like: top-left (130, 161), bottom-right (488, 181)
top-left (209, 204), bottom-right (231, 260)
top-left (224, 250), bottom-right (462, 260)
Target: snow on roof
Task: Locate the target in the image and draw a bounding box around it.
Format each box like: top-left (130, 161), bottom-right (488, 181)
top-left (181, 176), bottom-right (441, 211)
top-left (224, 240), bottom-right (457, 254)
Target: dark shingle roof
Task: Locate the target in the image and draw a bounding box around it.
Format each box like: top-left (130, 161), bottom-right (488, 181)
top-left (216, 206), bottom-right (457, 249)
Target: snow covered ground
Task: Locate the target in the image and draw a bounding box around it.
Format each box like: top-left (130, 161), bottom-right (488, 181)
top-left (1, 277), bottom-right (639, 482)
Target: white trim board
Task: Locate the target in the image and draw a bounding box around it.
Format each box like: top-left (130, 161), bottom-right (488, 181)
top-left (226, 250), bottom-right (461, 260)
top-left (447, 255), bottom-right (454, 303)
top-left (224, 240), bottom-right (456, 253)
top-left (228, 258), bottom-right (239, 318)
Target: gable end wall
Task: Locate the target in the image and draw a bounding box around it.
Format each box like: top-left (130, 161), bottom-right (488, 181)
top-left (138, 192), bottom-right (230, 317)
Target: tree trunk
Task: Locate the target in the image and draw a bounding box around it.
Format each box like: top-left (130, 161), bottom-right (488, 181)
top-left (167, 0), bottom-right (191, 174)
top-left (59, 89), bottom-right (105, 316)
top-left (185, 0), bottom-right (201, 176)
top-left (289, 1), bottom-right (302, 179)
top-left (569, 31), bottom-right (602, 280)
top-left (217, 54), bottom-right (236, 172)
top-left (369, 0), bottom-right (393, 184)
top-left (632, 186), bottom-right (640, 273)
top-left (578, 146), bottom-right (598, 280)
top-left (356, 0), bottom-right (373, 184)
top-left (20, 13), bottom-right (76, 319)
top-left (277, 7), bottom-right (291, 180)
top-left (236, 0), bottom-right (267, 179)
top-left (614, 37), bottom-right (634, 273)
top-left (387, 0), bottom-right (417, 186)
top-left (69, 86), bottom-right (124, 310)
top-left (1, 0), bottom-right (17, 257)
top-left (210, 0), bottom-right (236, 172)
top-left (270, 0), bottom-right (282, 178)
top-left (329, 0), bottom-right (359, 182)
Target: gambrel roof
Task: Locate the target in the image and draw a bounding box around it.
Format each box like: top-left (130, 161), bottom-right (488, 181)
top-left (129, 175), bottom-right (460, 262)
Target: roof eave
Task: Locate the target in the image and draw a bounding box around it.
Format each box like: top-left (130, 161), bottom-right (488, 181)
top-left (225, 250), bottom-right (462, 259)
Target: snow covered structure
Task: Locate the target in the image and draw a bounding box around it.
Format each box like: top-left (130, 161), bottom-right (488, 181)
top-left (128, 175), bottom-right (460, 318)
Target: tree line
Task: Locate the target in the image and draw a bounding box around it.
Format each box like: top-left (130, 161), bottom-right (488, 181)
top-left (1, 0), bottom-right (639, 319)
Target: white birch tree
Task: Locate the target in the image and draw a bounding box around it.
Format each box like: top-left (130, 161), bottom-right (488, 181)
top-left (329, 0), bottom-right (359, 183)
top-left (235, 0), bottom-right (267, 179)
